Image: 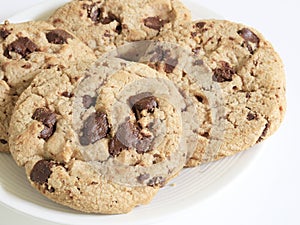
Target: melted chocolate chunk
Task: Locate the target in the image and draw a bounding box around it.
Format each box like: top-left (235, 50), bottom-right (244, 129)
top-left (4, 37), bottom-right (38, 59)
top-left (135, 135), bottom-right (153, 154)
top-left (238, 28), bottom-right (260, 54)
top-left (0, 139), bottom-right (8, 144)
top-left (32, 108), bottom-right (57, 140)
top-left (113, 121), bottom-right (153, 155)
top-left (147, 176), bottom-right (165, 187)
top-left (79, 111), bottom-right (109, 146)
top-left (129, 93), bottom-right (158, 120)
top-left (46, 29), bottom-right (74, 44)
top-left (164, 58), bottom-right (178, 73)
top-left (30, 160), bottom-right (54, 184)
top-left (86, 4), bottom-right (120, 28)
top-left (82, 95), bottom-right (97, 109)
top-left (247, 112), bottom-right (257, 121)
top-left (212, 61), bottom-right (235, 82)
top-left (108, 135), bottom-right (128, 157)
top-left (0, 28), bottom-right (11, 39)
top-left (143, 16), bottom-right (167, 31)
top-left (238, 28), bottom-right (260, 44)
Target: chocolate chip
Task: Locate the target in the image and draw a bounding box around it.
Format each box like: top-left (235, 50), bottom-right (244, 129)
top-left (101, 12), bottom-right (118, 24)
top-left (46, 29), bottom-right (74, 44)
top-left (135, 134), bottom-right (153, 154)
top-left (3, 76), bottom-right (8, 83)
top-left (238, 28), bottom-right (260, 54)
top-left (195, 95), bottom-right (204, 103)
top-left (129, 93), bottom-right (158, 120)
top-left (115, 24), bottom-right (122, 34)
top-left (86, 4), bottom-right (120, 27)
top-left (108, 135), bottom-right (128, 157)
top-left (238, 28), bottom-right (260, 44)
top-left (32, 108), bottom-right (57, 140)
top-left (61, 91), bottom-right (74, 98)
top-left (79, 111), bottom-right (109, 146)
top-left (212, 61), bottom-right (235, 82)
top-left (195, 22), bottom-right (206, 29)
top-left (32, 108), bottom-right (57, 130)
top-left (87, 4), bottom-right (102, 22)
top-left (247, 112), bottom-right (257, 121)
top-left (257, 122), bottom-right (270, 143)
top-left (114, 121), bottom-right (153, 154)
top-left (129, 93), bottom-right (158, 112)
top-left (0, 139), bottom-right (8, 144)
top-left (164, 58), bottom-right (178, 73)
top-left (4, 37), bottom-right (38, 59)
top-left (144, 16), bottom-right (167, 31)
top-left (82, 95), bottom-right (97, 109)
top-left (164, 63), bottom-right (175, 73)
top-left (30, 160), bottom-right (54, 184)
top-left (137, 173), bottom-right (150, 184)
top-left (147, 176), bottom-right (165, 187)
top-left (0, 28), bottom-right (11, 39)
top-left (243, 42), bottom-right (256, 54)
top-left (202, 132), bottom-right (210, 138)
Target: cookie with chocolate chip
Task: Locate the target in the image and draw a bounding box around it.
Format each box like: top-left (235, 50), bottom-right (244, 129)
top-left (48, 0), bottom-right (191, 56)
top-left (155, 19), bottom-right (286, 166)
top-left (0, 20), bottom-right (96, 152)
top-left (9, 43), bottom-right (215, 213)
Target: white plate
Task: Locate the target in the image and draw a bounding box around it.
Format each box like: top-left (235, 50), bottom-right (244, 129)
top-left (0, 1), bottom-right (263, 225)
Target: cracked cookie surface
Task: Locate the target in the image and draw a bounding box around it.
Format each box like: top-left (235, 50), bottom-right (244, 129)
top-left (155, 19), bottom-right (286, 166)
top-left (48, 0), bottom-right (191, 56)
top-left (0, 21), bottom-right (96, 152)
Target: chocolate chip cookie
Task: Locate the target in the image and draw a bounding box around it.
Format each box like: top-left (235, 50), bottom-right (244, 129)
top-left (48, 0), bottom-right (191, 56)
top-left (5, 51), bottom-right (192, 213)
top-left (155, 20), bottom-right (286, 166)
top-left (0, 20), bottom-right (96, 152)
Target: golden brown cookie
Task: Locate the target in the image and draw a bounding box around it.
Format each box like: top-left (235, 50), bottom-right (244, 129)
top-left (48, 0), bottom-right (191, 56)
top-left (155, 19), bottom-right (286, 166)
top-left (9, 51), bottom-right (208, 213)
top-left (0, 20), bottom-right (96, 152)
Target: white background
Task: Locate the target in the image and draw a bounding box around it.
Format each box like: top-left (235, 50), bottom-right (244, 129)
top-left (0, 0), bottom-right (299, 224)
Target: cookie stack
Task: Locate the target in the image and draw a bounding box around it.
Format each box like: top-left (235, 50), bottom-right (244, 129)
top-left (0, 0), bottom-right (285, 214)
